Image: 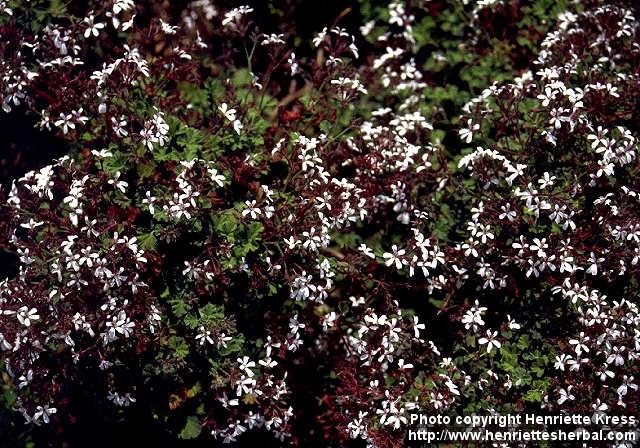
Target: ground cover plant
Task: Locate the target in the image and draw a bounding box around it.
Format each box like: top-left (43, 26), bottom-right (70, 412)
top-left (0, 0), bottom-right (639, 446)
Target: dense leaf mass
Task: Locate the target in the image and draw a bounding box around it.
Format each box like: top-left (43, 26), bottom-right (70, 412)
top-left (0, 0), bottom-right (639, 446)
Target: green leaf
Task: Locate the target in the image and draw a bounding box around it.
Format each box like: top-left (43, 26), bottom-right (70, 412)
top-left (214, 210), bottom-right (238, 236)
top-left (179, 416), bottom-right (202, 439)
top-left (167, 336), bottom-right (190, 360)
top-left (218, 334), bottom-right (244, 356)
top-left (138, 231), bottom-right (157, 251)
top-left (169, 296), bottom-right (190, 318)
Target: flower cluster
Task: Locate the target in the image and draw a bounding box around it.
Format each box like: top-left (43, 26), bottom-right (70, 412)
top-left (456, 3), bottom-right (640, 416)
top-left (1, 156), bottom-right (159, 422)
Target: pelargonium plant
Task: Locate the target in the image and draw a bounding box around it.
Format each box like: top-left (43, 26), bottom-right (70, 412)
top-left (0, 0), bottom-right (639, 447)
top-left (455, 2), bottom-right (640, 416)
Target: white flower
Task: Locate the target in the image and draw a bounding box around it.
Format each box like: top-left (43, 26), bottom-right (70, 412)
top-left (301, 227), bottom-right (322, 251)
top-left (412, 316), bottom-right (425, 339)
top-left (288, 52), bottom-right (299, 75)
top-left (107, 391), bottom-right (136, 407)
top-left (217, 333), bottom-right (232, 350)
top-left (290, 272), bottom-right (314, 301)
top-left (358, 244), bottom-right (375, 259)
top-left (548, 107), bottom-right (570, 129)
top-left (586, 252), bottom-right (604, 276)
top-left (375, 391), bottom-right (407, 430)
top-left (195, 326), bottom-right (214, 345)
top-left (33, 405), bottom-right (57, 424)
top-left (382, 245), bottom-right (406, 270)
top-left (537, 171), bottom-right (556, 189)
top-left (506, 315), bottom-right (521, 330)
top-left (347, 411), bottom-right (368, 439)
top-left (461, 301), bottom-right (486, 331)
top-left (208, 167), bottom-right (226, 187)
top-left (237, 356), bottom-right (256, 377)
top-left (232, 119), bottom-right (243, 135)
top-left (18, 370), bottom-right (33, 388)
top-left (312, 27), bottom-right (327, 47)
top-left (218, 103), bottom-right (243, 134)
top-left (398, 358), bottom-right (413, 369)
top-left (92, 148), bottom-right (112, 158)
top-left (458, 119), bottom-right (480, 144)
top-left (218, 393), bottom-right (239, 408)
top-left (17, 306), bottom-right (40, 327)
top-left (261, 33), bottom-right (285, 46)
top-left (591, 398), bottom-right (608, 412)
top-left (498, 203), bottom-right (516, 221)
top-left (222, 6), bottom-right (254, 28)
top-left (284, 236), bottom-right (298, 250)
top-left (159, 19), bottom-right (178, 35)
top-left (478, 329), bottom-right (501, 353)
top-left (568, 331), bottom-right (590, 356)
top-left (241, 200), bottom-right (262, 219)
top-left (142, 191), bottom-right (156, 215)
top-left (105, 310), bottom-right (135, 342)
top-left (536, 86), bottom-right (556, 106)
top-left (218, 103), bottom-right (236, 121)
top-left (139, 111), bottom-right (169, 150)
top-left (617, 375), bottom-right (638, 397)
top-left (83, 14), bottom-right (105, 38)
top-left (349, 41), bottom-right (359, 59)
top-left (557, 385), bottom-right (575, 405)
top-left (20, 219), bottom-right (44, 230)
top-left (54, 113), bottom-right (75, 134)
